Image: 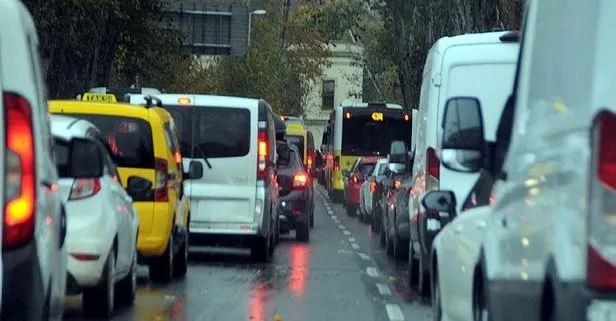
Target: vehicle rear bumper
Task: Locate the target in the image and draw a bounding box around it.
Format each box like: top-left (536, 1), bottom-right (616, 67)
top-left (2, 241), bottom-right (46, 319)
top-left (278, 190), bottom-right (308, 231)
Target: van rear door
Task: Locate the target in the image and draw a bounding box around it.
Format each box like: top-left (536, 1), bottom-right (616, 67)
top-left (165, 103), bottom-right (257, 224)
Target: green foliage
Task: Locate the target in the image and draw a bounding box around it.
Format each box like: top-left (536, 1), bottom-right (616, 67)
top-left (22, 0), bottom-right (186, 98)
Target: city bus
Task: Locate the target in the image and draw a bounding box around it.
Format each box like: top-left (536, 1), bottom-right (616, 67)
top-left (321, 102), bottom-right (412, 203)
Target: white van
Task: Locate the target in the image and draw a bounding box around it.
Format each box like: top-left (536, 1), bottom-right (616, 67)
top-left (433, 1), bottom-right (616, 320)
top-left (406, 31), bottom-right (520, 297)
top-left (128, 94), bottom-right (280, 262)
top-left (1, 1), bottom-right (67, 319)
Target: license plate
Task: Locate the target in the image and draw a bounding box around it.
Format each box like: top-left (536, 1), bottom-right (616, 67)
top-left (587, 300), bottom-right (616, 321)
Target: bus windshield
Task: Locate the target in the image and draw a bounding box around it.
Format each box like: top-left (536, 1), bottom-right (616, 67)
top-left (341, 112), bottom-right (411, 156)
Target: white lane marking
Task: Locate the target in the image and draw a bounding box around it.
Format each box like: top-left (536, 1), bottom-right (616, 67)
top-left (351, 243), bottom-right (360, 249)
top-left (348, 237), bottom-right (356, 242)
top-left (358, 252), bottom-right (371, 260)
top-left (366, 267), bottom-right (379, 277)
top-left (327, 210), bottom-right (334, 214)
top-left (331, 215), bottom-right (337, 219)
top-left (342, 230), bottom-right (351, 236)
top-left (338, 224), bottom-right (345, 229)
top-left (385, 304), bottom-right (405, 321)
top-left (376, 283), bottom-right (392, 296)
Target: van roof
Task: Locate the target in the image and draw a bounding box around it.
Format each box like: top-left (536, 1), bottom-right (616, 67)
top-left (127, 93), bottom-right (262, 110)
top-left (339, 102), bottom-right (403, 110)
top-left (431, 30), bottom-right (519, 52)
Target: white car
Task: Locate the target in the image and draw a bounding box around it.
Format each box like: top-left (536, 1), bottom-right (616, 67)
top-left (422, 189), bottom-right (491, 321)
top-left (50, 115), bottom-right (139, 318)
top-left (1, 1), bottom-right (67, 319)
top-left (359, 158), bottom-right (388, 222)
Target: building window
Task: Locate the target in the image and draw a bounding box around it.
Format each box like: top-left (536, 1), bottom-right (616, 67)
top-left (322, 79), bottom-right (335, 110)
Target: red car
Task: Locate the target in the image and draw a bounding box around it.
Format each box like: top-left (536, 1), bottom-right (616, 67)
top-left (342, 157), bottom-right (382, 216)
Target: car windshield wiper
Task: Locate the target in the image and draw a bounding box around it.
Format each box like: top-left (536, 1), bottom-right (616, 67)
top-left (194, 145), bottom-right (212, 169)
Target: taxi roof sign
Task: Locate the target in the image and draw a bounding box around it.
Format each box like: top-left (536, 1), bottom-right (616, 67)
top-left (81, 93), bottom-right (117, 103)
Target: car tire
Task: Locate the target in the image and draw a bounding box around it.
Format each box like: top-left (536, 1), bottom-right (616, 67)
top-left (251, 234), bottom-right (271, 262)
top-left (393, 232), bottom-right (409, 261)
top-left (116, 247), bottom-right (137, 306)
top-left (346, 203), bottom-right (356, 217)
top-left (173, 231), bottom-right (188, 278)
top-left (149, 235), bottom-right (174, 283)
top-left (296, 221), bottom-right (310, 242)
top-left (309, 205), bottom-right (314, 228)
top-left (372, 208), bottom-right (381, 234)
top-left (432, 267), bottom-right (443, 321)
top-left (83, 248), bottom-right (115, 319)
top-left (408, 245), bottom-right (419, 289)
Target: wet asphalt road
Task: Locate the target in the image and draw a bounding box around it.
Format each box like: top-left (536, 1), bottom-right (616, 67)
top-left (64, 185), bottom-right (432, 321)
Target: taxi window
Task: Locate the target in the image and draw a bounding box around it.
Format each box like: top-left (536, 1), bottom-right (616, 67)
top-left (163, 105), bottom-right (251, 159)
top-left (67, 114), bottom-right (155, 169)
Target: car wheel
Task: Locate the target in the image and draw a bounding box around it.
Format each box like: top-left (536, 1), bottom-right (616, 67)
top-left (251, 234), bottom-right (271, 262)
top-left (173, 230), bottom-right (189, 278)
top-left (408, 245), bottom-right (419, 289)
top-left (310, 205), bottom-right (314, 228)
top-left (346, 203), bottom-right (356, 217)
top-left (296, 221), bottom-right (310, 242)
top-left (83, 248), bottom-right (115, 318)
top-left (393, 231), bottom-right (409, 261)
top-left (432, 268), bottom-right (442, 321)
top-left (116, 247), bottom-right (137, 306)
top-left (149, 235), bottom-right (174, 283)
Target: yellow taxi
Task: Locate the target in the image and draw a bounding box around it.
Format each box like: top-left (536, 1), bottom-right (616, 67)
top-left (49, 93), bottom-right (190, 283)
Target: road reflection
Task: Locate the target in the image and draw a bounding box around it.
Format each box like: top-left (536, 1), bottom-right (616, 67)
top-left (289, 244), bottom-right (310, 296)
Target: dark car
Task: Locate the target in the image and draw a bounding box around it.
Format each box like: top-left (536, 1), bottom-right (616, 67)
top-left (277, 144), bottom-right (313, 242)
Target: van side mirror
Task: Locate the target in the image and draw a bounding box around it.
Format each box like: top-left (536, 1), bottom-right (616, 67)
top-left (421, 190), bottom-right (457, 219)
top-left (341, 169), bottom-right (350, 177)
top-left (69, 138), bottom-right (103, 178)
top-left (189, 161), bottom-right (204, 179)
top-left (441, 97), bottom-right (486, 173)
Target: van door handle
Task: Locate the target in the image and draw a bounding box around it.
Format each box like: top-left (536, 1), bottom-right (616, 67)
top-left (502, 217), bottom-right (508, 228)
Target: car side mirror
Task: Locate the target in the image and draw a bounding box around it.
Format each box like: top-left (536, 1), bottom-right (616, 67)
top-left (388, 163), bottom-right (406, 174)
top-left (276, 143), bottom-right (291, 166)
top-left (381, 178), bottom-right (394, 188)
top-left (189, 161), bottom-right (204, 179)
top-left (367, 176), bottom-right (376, 183)
top-left (441, 96), bottom-right (486, 173)
top-left (421, 190), bottom-right (457, 218)
top-left (69, 138), bottom-right (103, 178)
top-left (341, 169), bottom-right (350, 177)
top-left (126, 176), bottom-right (153, 200)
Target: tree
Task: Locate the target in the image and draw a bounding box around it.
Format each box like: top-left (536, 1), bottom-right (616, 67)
top-left (22, 0), bottom-right (187, 98)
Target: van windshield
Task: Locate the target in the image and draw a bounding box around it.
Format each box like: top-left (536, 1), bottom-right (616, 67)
top-left (67, 114), bottom-right (154, 168)
top-left (163, 105), bottom-right (251, 159)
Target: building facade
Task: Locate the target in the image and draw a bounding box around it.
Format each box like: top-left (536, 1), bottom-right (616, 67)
top-left (303, 42), bottom-right (364, 149)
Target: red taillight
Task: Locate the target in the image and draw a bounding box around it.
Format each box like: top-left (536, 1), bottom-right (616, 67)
top-left (307, 150), bottom-right (313, 168)
top-left (596, 112), bottom-right (616, 189)
top-left (370, 181), bottom-right (376, 193)
top-left (257, 130), bottom-right (268, 180)
top-left (3, 93), bottom-right (36, 249)
top-left (69, 178), bottom-right (101, 200)
top-left (352, 176), bottom-right (358, 184)
top-left (293, 173), bottom-right (308, 189)
top-left (334, 156), bottom-right (340, 172)
top-left (154, 158), bottom-right (169, 202)
top-left (174, 152), bottom-right (182, 164)
top-left (587, 110), bottom-right (616, 289)
top-left (394, 180), bottom-right (401, 189)
top-left (427, 147), bottom-right (440, 180)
